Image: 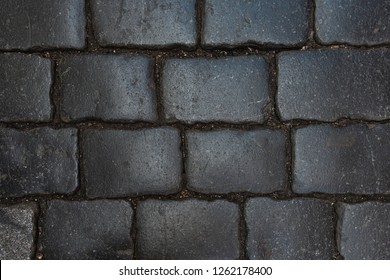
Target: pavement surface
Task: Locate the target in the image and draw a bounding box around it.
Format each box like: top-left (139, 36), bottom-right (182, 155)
top-left (0, 0), bottom-right (390, 260)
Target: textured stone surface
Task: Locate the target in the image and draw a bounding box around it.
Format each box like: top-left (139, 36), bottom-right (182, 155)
top-left (91, 0), bottom-right (196, 47)
top-left (0, 0), bottom-right (85, 50)
top-left (0, 54), bottom-right (52, 122)
top-left (338, 202), bottom-right (390, 260)
top-left (246, 198), bottom-right (335, 260)
top-left (187, 129), bottom-right (287, 193)
top-left (42, 200), bottom-right (133, 259)
top-left (60, 55), bottom-right (157, 122)
top-left (316, 0), bottom-right (390, 45)
top-left (136, 199), bottom-right (240, 259)
top-left (0, 128), bottom-right (78, 197)
top-left (203, 0), bottom-right (309, 46)
top-left (163, 56), bottom-right (269, 123)
top-left (293, 124), bottom-right (390, 194)
top-left (84, 128), bottom-right (181, 197)
top-left (277, 49), bottom-right (390, 121)
top-left (0, 204), bottom-right (36, 260)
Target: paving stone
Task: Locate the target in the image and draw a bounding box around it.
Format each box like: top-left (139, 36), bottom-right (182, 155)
top-left (0, 203), bottom-right (37, 260)
top-left (293, 124), bottom-right (390, 194)
top-left (91, 0), bottom-right (196, 47)
top-left (203, 0), bottom-right (309, 47)
top-left (163, 56), bottom-right (269, 123)
top-left (84, 128), bottom-right (181, 197)
top-left (277, 49), bottom-right (390, 121)
top-left (0, 128), bottom-right (78, 197)
top-left (0, 0), bottom-right (85, 50)
top-left (136, 199), bottom-right (240, 259)
top-left (0, 54), bottom-right (52, 122)
top-left (338, 202), bottom-right (390, 260)
top-left (42, 200), bottom-right (133, 259)
top-left (246, 198), bottom-right (335, 260)
top-left (60, 55), bottom-right (157, 122)
top-left (186, 129), bottom-right (286, 193)
top-left (316, 0), bottom-right (390, 45)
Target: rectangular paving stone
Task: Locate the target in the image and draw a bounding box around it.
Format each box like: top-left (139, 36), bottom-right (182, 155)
top-left (203, 0), bottom-right (309, 47)
top-left (91, 0), bottom-right (196, 47)
top-left (60, 55), bottom-right (157, 122)
top-left (316, 0), bottom-right (390, 45)
top-left (42, 200), bottom-right (133, 260)
top-left (186, 129), bottom-right (287, 193)
top-left (0, 54), bottom-right (52, 122)
top-left (0, 203), bottom-right (37, 260)
top-left (163, 56), bottom-right (269, 123)
top-left (84, 128), bottom-right (181, 197)
top-left (0, 0), bottom-right (85, 50)
top-left (0, 128), bottom-right (78, 197)
top-left (293, 124), bottom-right (390, 194)
top-left (246, 198), bottom-right (335, 260)
top-left (277, 49), bottom-right (390, 121)
top-left (136, 199), bottom-right (240, 259)
top-left (338, 202), bottom-right (390, 260)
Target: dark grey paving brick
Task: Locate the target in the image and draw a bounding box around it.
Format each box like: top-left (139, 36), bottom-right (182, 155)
top-left (0, 0), bottom-right (85, 50)
top-left (277, 49), bottom-right (390, 121)
top-left (136, 199), bottom-right (240, 259)
top-left (60, 55), bottom-right (157, 122)
top-left (91, 0), bottom-right (196, 47)
top-left (187, 129), bottom-right (286, 194)
top-left (316, 0), bottom-right (390, 45)
top-left (0, 128), bottom-right (78, 197)
top-left (42, 200), bottom-right (133, 260)
top-left (163, 56), bottom-right (269, 123)
top-left (0, 203), bottom-right (37, 260)
top-left (203, 0), bottom-right (309, 47)
top-left (294, 124), bottom-right (390, 194)
top-left (0, 54), bottom-right (52, 122)
top-left (338, 202), bottom-right (390, 260)
top-left (246, 198), bottom-right (335, 260)
top-left (84, 128), bottom-right (181, 197)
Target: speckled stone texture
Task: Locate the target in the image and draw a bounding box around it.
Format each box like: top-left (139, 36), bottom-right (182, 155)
top-left (163, 56), bottom-right (269, 123)
top-left (246, 198), bottom-right (335, 259)
top-left (0, 53), bottom-right (52, 122)
top-left (90, 0), bottom-right (197, 47)
top-left (0, 128), bottom-right (78, 197)
top-left (186, 129), bottom-right (287, 193)
top-left (83, 128), bottom-right (182, 197)
top-left (293, 124), bottom-right (390, 194)
top-left (0, 203), bottom-right (37, 260)
top-left (136, 199), bottom-right (240, 259)
top-left (42, 200), bottom-right (134, 259)
top-left (60, 55), bottom-right (157, 122)
top-left (338, 202), bottom-right (390, 259)
top-left (277, 49), bottom-right (390, 121)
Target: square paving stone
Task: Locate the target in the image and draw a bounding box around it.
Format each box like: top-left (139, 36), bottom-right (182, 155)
top-left (0, 0), bottom-right (85, 50)
top-left (186, 129), bottom-right (287, 193)
top-left (338, 202), bottom-right (390, 259)
top-left (0, 53), bottom-right (52, 122)
top-left (163, 56), bottom-right (269, 123)
top-left (0, 203), bottom-right (37, 260)
top-left (203, 0), bottom-right (310, 47)
top-left (293, 124), bottom-right (390, 194)
top-left (316, 0), bottom-right (390, 45)
top-left (60, 55), bottom-right (157, 122)
top-left (91, 0), bottom-right (196, 47)
top-left (42, 200), bottom-right (134, 259)
top-left (84, 128), bottom-right (181, 197)
top-left (246, 198), bottom-right (335, 260)
top-left (136, 199), bottom-right (240, 259)
top-left (0, 128), bottom-right (78, 197)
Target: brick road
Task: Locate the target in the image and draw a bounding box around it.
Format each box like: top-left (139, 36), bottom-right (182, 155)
top-left (0, 0), bottom-right (390, 260)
